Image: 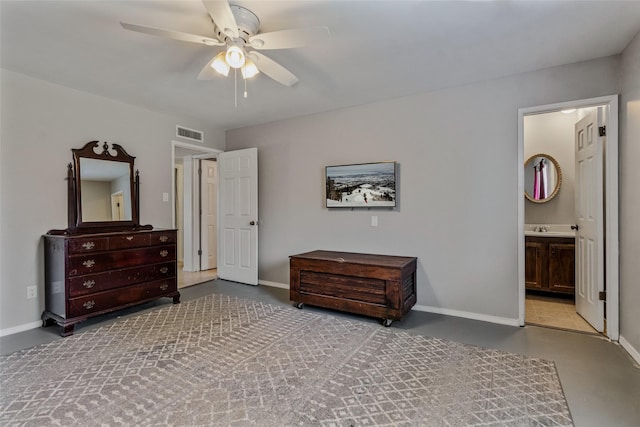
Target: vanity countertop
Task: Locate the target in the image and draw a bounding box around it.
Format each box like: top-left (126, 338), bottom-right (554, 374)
top-left (524, 224), bottom-right (576, 238)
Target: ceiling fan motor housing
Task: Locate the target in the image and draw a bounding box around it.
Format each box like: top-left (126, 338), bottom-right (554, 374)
top-left (213, 5), bottom-right (260, 44)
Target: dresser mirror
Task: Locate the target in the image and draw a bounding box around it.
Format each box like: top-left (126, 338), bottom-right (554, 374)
top-left (524, 153), bottom-right (562, 203)
top-left (64, 140), bottom-right (149, 234)
top-left (79, 157), bottom-right (132, 222)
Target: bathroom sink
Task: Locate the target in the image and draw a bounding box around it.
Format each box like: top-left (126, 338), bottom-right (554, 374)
top-left (524, 224), bottom-right (576, 238)
top-left (524, 230), bottom-right (575, 237)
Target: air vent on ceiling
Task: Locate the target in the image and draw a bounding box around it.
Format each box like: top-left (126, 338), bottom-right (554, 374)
top-left (176, 125), bottom-right (203, 142)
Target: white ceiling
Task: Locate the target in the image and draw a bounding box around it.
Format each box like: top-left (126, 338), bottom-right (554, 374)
top-left (2, 1), bottom-right (640, 131)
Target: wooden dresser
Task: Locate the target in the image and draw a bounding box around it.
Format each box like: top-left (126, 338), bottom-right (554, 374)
top-left (43, 229), bottom-right (179, 336)
top-left (290, 250), bottom-right (417, 326)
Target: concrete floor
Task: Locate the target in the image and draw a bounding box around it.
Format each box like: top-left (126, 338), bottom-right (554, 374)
top-left (1, 279), bottom-right (638, 427)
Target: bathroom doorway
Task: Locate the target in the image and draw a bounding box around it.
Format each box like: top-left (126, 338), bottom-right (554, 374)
top-left (517, 95), bottom-right (619, 340)
top-left (171, 141), bottom-right (222, 288)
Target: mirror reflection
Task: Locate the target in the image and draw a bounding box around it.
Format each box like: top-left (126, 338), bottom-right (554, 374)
top-left (80, 158), bottom-right (132, 222)
top-left (524, 154), bottom-right (562, 203)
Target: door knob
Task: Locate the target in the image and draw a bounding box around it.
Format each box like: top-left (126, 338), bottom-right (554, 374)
top-left (250, 221), bottom-right (257, 226)
top-left (571, 225), bottom-right (579, 230)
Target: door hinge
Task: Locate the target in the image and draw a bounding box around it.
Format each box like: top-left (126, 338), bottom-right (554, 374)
top-left (599, 125), bottom-right (606, 137)
top-left (599, 291), bottom-right (606, 301)
top-left (197, 249), bottom-right (202, 256)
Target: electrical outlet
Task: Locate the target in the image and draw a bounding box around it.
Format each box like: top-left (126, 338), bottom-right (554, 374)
top-left (27, 285), bottom-right (37, 299)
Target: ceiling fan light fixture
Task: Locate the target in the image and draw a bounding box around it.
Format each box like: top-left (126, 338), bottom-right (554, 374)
top-left (241, 59), bottom-right (259, 79)
top-left (225, 43), bottom-right (246, 68)
top-left (211, 52), bottom-right (230, 76)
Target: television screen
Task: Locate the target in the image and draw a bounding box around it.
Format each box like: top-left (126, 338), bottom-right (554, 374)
top-left (326, 161), bottom-right (396, 208)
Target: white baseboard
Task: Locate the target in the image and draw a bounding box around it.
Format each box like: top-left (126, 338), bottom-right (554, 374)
top-left (258, 280), bottom-right (289, 290)
top-left (0, 291), bottom-right (520, 337)
top-left (257, 280), bottom-right (519, 327)
top-left (413, 304), bottom-right (521, 327)
top-left (0, 320), bottom-right (42, 337)
top-left (619, 335), bottom-right (640, 366)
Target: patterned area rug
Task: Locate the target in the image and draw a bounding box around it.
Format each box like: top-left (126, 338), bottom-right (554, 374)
top-left (1, 294), bottom-right (573, 426)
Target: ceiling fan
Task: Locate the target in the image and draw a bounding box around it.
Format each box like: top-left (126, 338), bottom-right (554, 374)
top-left (120, 0), bottom-right (330, 87)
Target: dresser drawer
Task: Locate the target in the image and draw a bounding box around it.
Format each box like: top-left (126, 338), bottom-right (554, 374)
top-left (68, 237), bottom-right (109, 254)
top-left (68, 245), bottom-right (176, 276)
top-left (150, 231), bottom-right (176, 246)
top-left (68, 262), bottom-right (176, 297)
top-left (68, 278), bottom-right (176, 318)
top-left (107, 233), bottom-right (152, 250)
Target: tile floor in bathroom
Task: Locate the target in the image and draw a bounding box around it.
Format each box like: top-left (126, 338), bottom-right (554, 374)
top-left (525, 293), bottom-right (598, 334)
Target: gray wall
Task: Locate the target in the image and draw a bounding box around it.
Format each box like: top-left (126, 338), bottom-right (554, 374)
top-left (0, 69), bottom-right (225, 332)
top-left (226, 56), bottom-right (620, 323)
top-left (620, 31), bottom-right (640, 355)
top-left (524, 111), bottom-right (577, 224)
top-left (81, 181), bottom-right (112, 221)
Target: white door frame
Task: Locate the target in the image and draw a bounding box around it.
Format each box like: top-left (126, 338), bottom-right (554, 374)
top-left (517, 94), bottom-right (619, 340)
top-left (171, 141), bottom-right (222, 272)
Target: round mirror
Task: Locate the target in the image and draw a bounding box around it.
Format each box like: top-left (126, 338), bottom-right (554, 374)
top-left (524, 153), bottom-right (562, 203)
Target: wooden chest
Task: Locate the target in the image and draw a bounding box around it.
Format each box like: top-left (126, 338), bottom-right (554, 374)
top-left (290, 250), bottom-right (417, 326)
top-left (43, 229), bottom-right (180, 336)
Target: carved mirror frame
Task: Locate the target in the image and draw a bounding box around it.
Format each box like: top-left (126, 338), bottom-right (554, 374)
top-left (65, 141), bottom-right (150, 234)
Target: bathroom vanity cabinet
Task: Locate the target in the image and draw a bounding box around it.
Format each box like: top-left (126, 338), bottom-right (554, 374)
top-left (525, 236), bottom-right (575, 295)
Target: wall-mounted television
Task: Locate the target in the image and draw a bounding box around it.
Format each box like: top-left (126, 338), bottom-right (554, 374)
top-left (326, 161), bottom-right (397, 208)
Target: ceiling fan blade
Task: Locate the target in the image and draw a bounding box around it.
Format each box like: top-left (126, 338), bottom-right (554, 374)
top-left (120, 22), bottom-right (224, 46)
top-left (249, 27), bottom-right (330, 50)
top-left (251, 52), bottom-right (298, 86)
top-left (201, 0), bottom-right (238, 39)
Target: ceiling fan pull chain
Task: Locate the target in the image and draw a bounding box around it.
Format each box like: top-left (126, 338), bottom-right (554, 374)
top-left (244, 78), bottom-right (248, 99)
top-left (234, 68), bottom-right (238, 108)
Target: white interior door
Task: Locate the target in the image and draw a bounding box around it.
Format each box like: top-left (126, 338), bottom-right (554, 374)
top-left (200, 159), bottom-right (217, 270)
top-left (111, 192), bottom-right (124, 220)
top-left (217, 148), bottom-right (258, 285)
top-left (575, 108), bottom-right (604, 332)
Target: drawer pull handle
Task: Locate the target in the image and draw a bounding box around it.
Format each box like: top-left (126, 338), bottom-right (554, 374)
top-left (83, 259), bottom-right (95, 268)
top-left (159, 235), bottom-right (169, 242)
top-left (160, 267), bottom-right (169, 274)
top-left (126, 236), bottom-right (134, 241)
top-left (82, 241), bottom-right (95, 250)
top-left (336, 257), bottom-right (345, 263)
top-left (160, 250), bottom-right (168, 257)
top-left (160, 284), bottom-right (169, 291)
top-left (83, 300), bottom-right (95, 310)
top-left (82, 280), bottom-right (95, 289)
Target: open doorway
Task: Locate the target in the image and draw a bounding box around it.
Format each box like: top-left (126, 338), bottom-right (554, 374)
top-left (518, 95), bottom-right (619, 340)
top-left (171, 141), bottom-right (222, 288)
